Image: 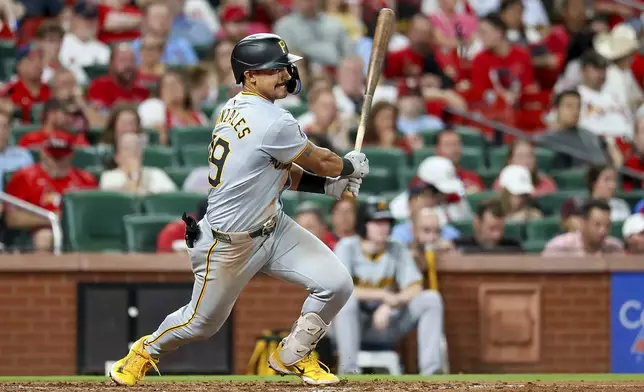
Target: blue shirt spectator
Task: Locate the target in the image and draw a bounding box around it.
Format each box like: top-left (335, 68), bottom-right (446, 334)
top-left (634, 199), bottom-right (644, 213)
top-left (1, 110), bottom-right (34, 192)
top-left (131, 37), bottom-right (198, 66)
top-left (171, 14), bottom-right (214, 47)
top-left (391, 220), bottom-right (461, 245)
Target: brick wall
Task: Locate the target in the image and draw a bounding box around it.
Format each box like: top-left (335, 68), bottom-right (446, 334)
top-left (0, 255), bottom-right (626, 376)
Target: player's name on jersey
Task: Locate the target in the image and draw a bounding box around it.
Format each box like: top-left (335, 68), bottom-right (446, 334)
top-left (216, 108), bottom-right (251, 139)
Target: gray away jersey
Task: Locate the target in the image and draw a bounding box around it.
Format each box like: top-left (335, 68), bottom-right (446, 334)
top-left (205, 91), bottom-right (308, 232)
top-left (333, 236), bottom-right (423, 291)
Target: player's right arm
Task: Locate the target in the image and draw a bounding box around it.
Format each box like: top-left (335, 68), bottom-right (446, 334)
top-left (293, 141), bottom-right (357, 178)
top-left (263, 113), bottom-right (368, 179)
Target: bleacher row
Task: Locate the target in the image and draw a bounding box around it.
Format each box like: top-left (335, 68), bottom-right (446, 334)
top-left (6, 117), bottom-right (644, 253)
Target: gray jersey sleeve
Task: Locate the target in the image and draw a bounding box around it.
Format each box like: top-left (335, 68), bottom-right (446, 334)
top-left (393, 243), bottom-right (423, 289)
top-left (261, 112), bottom-right (309, 164)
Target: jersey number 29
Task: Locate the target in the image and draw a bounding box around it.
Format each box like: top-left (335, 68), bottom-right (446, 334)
top-left (208, 135), bottom-right (231, 188)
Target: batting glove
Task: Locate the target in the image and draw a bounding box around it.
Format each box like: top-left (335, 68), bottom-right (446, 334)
top-left (344, 150), bottom-right (369, 179)
top-left (325, 177), bottom-right (362, 199)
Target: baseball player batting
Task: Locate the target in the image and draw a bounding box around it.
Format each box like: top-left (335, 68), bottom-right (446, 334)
top-left (110, 33), bottom-right (369, 386)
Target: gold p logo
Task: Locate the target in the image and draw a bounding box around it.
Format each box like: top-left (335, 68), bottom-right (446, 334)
top-left (278, 40), bottom-right (287, 54)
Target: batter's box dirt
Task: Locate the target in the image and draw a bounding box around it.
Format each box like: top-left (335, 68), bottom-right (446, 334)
top-left (3, 381), bottom-right (644, 392)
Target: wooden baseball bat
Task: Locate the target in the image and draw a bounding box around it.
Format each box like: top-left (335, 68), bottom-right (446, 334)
top-left (354, 8), bottom-right (396, 153)
top-left (343, 8), bottom-right (396, 199)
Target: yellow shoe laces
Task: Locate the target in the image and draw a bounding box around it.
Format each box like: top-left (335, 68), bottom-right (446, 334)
top-left (131, 348), bottom-right (161, 380)
top-left (297, 355), bottom-right (331, 376)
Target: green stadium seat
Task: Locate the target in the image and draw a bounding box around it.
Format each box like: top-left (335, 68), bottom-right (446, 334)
top-left (193, 44), bottom-right (212, 61)
top-left (169, 126), bottom-right (213, 149)
top-left (526, 216), bottom-right (562, 241)
top-left (72, 147), bottom-right (101, 168)
top-left (0, 58), bottom-right (15, 83)
top-left (479, 168), bottom-right (498, 189)
top-left (123, 214), bottom-right (177, 252)
top-left (454, 126), bottom-right (486, 148)
top-left (612, 220), bottom-right (625, 240)
top-left (360, 167), bottom-right (399, 195)
top-left (180, 145), bottom-right (208, 167)
top-left (616, 190), bottom-right (644, 212)
top-left (143, 146), bottom-right (176, 168)
top-left (452, 220), bottom-right (473, 236)
top-left (141, 192), bottom-right (205, 217)
top-left (31, 104), bottom-right (43, 123)
top-left (504, 221), bottom-right (525, 241)
top-left (418, 130), bottom-right (440, 146)
top-left (536, 190), bottom-right (587, 216)
top-left (411, 147), bottom-right (435, 167)
top-left (0, 40), bottom-right (16, 58)
top-left (360, 147), bottom-right (408, 171)
top-left (165, 166), bottom-right (194, 188)
top-left (62, 190), bottom-right (139, 251)
top-left (84, 165), bottom-right (103, 181)
top-left (466, 190), bottom-right (497, 212)
top-left (399, 166), bottom-right (417, 190)
top-left (300, 193), bottom-right (335, 215)
top-left (460, 147), bottom-right (485, 171)
top-left (281, 191), bottom-right (298, 217)
top-left (87, 127), bottom-right (104, 145)
top-left (288, 104), bottom-right (308, 118)
top-left (10, 124), bottom-right (40, 143)
top-left (552, 169), bottom-right (587, 190)
top-left (2, 170), bottom-right (14, 190)
top-left (488, 147), bottom-right (508, 170)
top-left (535, 148), bottom-right (556, 172)
top-left (202, 104), bottom-right (217, 119)
top-left (522, 239), bottom-right (547, 253)
top-left (144, 128), bottom-right (161, 145)
top-left (83, 65), bottom-right (109, 79)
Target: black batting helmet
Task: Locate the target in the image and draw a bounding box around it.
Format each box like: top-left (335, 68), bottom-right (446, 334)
top-left (231, 33), bottom-right (303, 94)
top-left (356, 198), bottom-right (395, 238)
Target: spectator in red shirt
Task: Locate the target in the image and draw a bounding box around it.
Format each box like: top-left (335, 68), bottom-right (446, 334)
top-left (493, 139), bottom-right (557, 196)
top-left (469, 13), bottom-right (537, 106)
top-left (295, 201), bottom-right (338, 250)
top-left (623, 116), bottom-right (644, 191)
top-left (18, 98), bottom-right (89, 149)
top-left (3, 44), bottom-right (50, 123)
top-left (215, 4), bottom-right (269, 42)
top-left (435, 129), bottom-right (484, 194)
top-left (0, 0), bottom-right (24, 41)
top-left (384, 14), bottom-right (456, 86)
top-left (157, 198), bottom-right (207, 253)
top-left (97, 0), bottom-right (142, 44)
top-left (4, 130), bottom-right (97, 251)
top-left (86, 43), bottom-right (149, 112)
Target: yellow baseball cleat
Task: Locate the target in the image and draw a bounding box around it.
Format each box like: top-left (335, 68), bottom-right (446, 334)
top-left (268, 342), bottom-right (340, 385)
top-left (110, 335), bottom-right (160, 386)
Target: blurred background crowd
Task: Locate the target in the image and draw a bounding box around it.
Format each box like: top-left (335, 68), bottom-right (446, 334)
top-left (0, 0), bottom-right (644, 262)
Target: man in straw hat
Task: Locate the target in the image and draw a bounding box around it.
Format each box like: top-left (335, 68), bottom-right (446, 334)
top-left (593, 23), bottom-right (643, 111)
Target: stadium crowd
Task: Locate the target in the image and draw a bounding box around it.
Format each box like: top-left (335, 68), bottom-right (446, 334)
top-left (0, 0), bottom-right (643, 260)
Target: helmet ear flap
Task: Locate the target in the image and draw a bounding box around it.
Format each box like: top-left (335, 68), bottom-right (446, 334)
top-left (286, 64), bottom-right (302, 95)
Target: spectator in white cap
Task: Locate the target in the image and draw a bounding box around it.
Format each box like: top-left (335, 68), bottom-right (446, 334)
top-left (390, 176), bottom-right (462, 245)
top-left (417, 156), bottom-right (473, 222)
top-left (622, 213), bottom-right (644, 255)
top-left (498, 165), bottom-right (543, 223)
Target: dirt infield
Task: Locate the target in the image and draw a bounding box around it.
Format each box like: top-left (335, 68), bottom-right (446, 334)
top-left (3, 381), bottom-right (644, 392)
